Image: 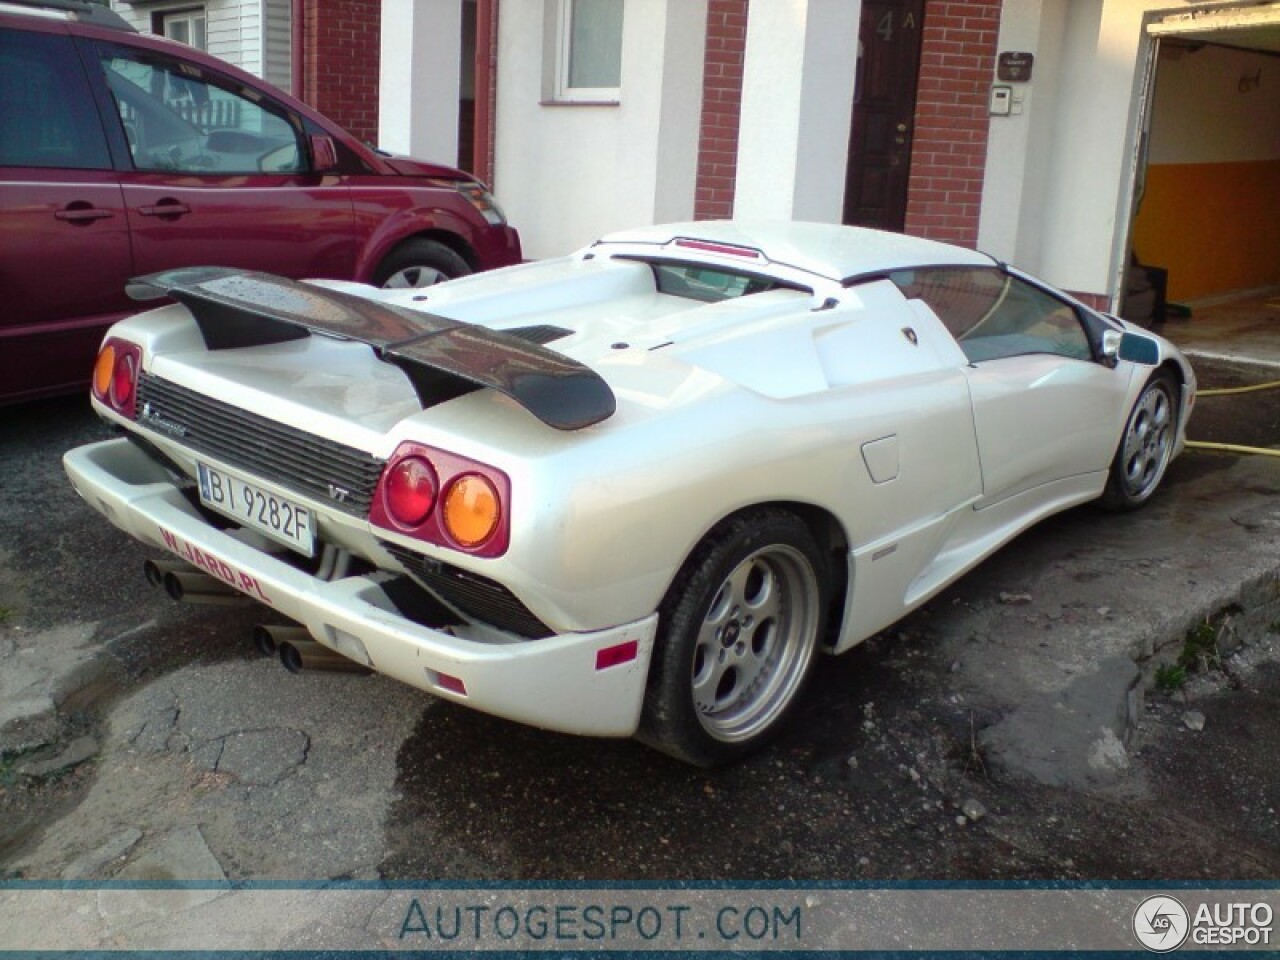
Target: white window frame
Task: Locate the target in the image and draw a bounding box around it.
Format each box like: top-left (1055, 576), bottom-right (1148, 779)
top-left (161, 9), bottom-right (207, 51)
top-left (552, 0), bottom-right (622, 103)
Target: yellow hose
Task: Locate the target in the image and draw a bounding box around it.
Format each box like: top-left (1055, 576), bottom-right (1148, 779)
top-left (1185, 380), bottom-right (1280, 456)
top-left (1197, 379), bottom-right (1280, 397)
top-left (1185, 440), bottom-right (1280, 458)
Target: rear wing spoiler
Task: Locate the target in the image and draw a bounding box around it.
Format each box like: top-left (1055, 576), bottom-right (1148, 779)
top-left (127, 267), bottom-right (615, 431)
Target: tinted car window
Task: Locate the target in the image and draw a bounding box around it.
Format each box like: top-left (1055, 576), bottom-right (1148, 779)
top-left (891, 266), bottom-right (1092, 364)
top-left (0, 29), bottom-right (110, 169)
top-left (646, 261), bottom-right (808, 303)
top-left (98, 49), bottom-right (303, 174)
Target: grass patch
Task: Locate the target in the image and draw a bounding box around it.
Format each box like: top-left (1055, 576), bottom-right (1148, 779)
top-left (1178, 619), bottom-right (1222, 674)
top-left (1155, 663), bottom-right (1188, 692)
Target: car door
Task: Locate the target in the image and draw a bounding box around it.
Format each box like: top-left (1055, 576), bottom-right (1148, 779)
top-left (890, 266), bottom-right (1129, 506)
top-left (0, 24), bottom-right (132, 400)
top-left (86, 40), bottom-right (359, 282)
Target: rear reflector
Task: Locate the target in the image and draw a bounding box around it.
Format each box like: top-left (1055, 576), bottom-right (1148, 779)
top-left (427, 669), bottom-right (467, 696)
top-left (595, 639), bottom-right (639, 671)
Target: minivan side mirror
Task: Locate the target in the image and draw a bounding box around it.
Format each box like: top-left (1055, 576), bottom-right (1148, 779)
top-left (1102, 329), bottom-right (1160, 366)
top-left (310, 135), bottom-right (339, 173)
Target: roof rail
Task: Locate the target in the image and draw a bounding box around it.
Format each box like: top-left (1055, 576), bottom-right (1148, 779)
top-left (0, 0), bottom-right (135, 31)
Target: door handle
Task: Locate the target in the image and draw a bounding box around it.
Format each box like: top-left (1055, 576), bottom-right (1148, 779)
top-left (138, 200), bottom-right (192, 218)
top-left (54, 205), bottom-right (114, 224)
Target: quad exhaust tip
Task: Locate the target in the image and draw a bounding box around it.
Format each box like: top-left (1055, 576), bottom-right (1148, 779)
top-left (143, 559), bottom-right (246, 605)
top-left (263, 629), bottom-right (371, 675)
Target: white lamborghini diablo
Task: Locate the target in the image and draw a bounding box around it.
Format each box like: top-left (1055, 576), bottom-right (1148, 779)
top-left (65, 221), bottom-right (1195, 765)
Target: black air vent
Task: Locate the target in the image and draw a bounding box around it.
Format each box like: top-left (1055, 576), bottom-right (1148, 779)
top-left (134, 372), bottom-right (384, 515)
top-left (506, 324), bottom-right (573, 345)
top-left (383, 543), bottom-right (553, 639)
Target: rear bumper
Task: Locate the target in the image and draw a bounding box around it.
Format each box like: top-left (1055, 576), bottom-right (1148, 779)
top-left (64, 437), bottom-right (655, 737)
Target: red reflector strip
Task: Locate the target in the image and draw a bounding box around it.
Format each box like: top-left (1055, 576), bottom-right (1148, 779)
top-left (673, 238), bottom-right (764, 260)
top-left (430, 670), bottom-right (467, 696)
top-left (595, 639), bottom-right (639, 671)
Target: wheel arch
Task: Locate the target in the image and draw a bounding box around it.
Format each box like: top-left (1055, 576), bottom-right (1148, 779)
top-left (387, 228), bottom-right (479, 271)
top-left (356, 221), bottom-right (481, 282)
top-left (668, 500), bottom-right (851, 650)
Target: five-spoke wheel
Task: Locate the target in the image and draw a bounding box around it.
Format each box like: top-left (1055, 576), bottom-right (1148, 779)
top-left (640, 509), bottom-right (828, 766)
top-left (1102, 370), bottom-right (1179, 510)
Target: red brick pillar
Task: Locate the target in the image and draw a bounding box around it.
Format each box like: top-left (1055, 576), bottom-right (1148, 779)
top-left (303, 0), bottom-right (381, 145)
top-left (694, 0), bottom-right (748, 221)
top-left (904, 0), bottom-right (1001, 247)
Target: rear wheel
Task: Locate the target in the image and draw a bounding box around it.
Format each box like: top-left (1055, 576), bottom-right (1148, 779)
top-left (639, 510), bottom-right (828, 766)
top-left (373, 238), bottom-right (471, 289)
top-left (1101, 369), bottom-right (1178, 511)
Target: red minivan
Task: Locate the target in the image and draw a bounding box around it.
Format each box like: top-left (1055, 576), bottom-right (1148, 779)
top-left (0, 0), bottom-right (522, 403)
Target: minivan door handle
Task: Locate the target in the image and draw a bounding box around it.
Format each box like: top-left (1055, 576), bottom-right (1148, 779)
top-left (137, 199), bottom-right (192, 219)
top-left (54, 203), bottom-right (114, 224)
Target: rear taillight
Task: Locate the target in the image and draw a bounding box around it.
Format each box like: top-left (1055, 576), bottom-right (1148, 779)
top-left (370, 442), bottom-right (510, 557)
top-left (92, 338), bottom-right (141, 419)
top-left (384, 457), bottom-right (437, 527)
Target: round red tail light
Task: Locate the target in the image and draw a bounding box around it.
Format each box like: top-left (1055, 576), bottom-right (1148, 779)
top-left (111, 352), bottom-right (136, 408)
top-left (384, 456), bottom-right (437, 527)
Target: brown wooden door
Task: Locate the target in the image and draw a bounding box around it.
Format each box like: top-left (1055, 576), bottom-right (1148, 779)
top-left (843, 0), bottom-right (925, 232)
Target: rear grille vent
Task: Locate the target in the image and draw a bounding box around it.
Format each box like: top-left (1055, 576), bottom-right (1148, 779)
top-left (135, 372), bottom-right (385, 516)
top-left (383, 543), bottom-right (553, 639)
top-left (506, 324), bottom-right (573, 345)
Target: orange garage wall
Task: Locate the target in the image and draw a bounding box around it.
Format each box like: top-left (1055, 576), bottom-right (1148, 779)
top-left (1131, 158), bottom-right (1280, 303)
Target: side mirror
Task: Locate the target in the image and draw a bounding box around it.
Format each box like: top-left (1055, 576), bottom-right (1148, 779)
top-left (309, 135), bottom-right (339, 174)
top-left (1102, 329), bottom-right (1159, 366)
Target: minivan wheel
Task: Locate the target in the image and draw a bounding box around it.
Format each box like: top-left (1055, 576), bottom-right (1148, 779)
top-left (374, 239), bottom-right (471, 289)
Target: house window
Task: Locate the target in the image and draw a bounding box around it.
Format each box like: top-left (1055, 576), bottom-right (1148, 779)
top-left (158, 9), bottom-right (207, 51)
top-left (553, 0), bottom-right (622, 102)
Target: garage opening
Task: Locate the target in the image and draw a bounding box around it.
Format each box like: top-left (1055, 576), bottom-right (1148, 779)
top-left (1122, 4), bottom-right (1280, 362)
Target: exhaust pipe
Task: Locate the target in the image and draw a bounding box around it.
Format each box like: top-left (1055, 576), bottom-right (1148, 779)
top-left (279, 638), bottom-right (370, 675)
top-left (161, 569), bottom-right (246, 605)
top-left (142, 557), bottom-right (196, 589)
top-left (253, 624), bottom-right (308, 657)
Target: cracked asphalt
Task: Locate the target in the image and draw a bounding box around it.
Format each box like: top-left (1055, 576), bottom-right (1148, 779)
top-left (2, 364), bottom-right (1279, 884)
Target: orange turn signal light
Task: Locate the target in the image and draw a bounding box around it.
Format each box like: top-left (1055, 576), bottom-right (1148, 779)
top-left (443, 473), bottom-right (500, 548)
top-left (93, 344), bottom-right (116, 399)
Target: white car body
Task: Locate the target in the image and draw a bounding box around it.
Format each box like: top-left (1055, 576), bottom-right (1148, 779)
top-left (65, 221), bottom-right (1195, 763)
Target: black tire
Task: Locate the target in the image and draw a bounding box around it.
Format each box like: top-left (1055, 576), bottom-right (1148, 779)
top-left (373, 238), bottom-right (471, 289)
top-left (1100, 369), bottom-right (1179, 511)
top-left (638, 509), bottom-right (829, 766)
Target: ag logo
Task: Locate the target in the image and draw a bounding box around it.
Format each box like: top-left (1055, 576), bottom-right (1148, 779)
top-left (1133, 895), bottom-right (1190, 952)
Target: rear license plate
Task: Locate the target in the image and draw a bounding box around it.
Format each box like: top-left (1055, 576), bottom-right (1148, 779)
top-left (196, 461), bottom-right (315, 557)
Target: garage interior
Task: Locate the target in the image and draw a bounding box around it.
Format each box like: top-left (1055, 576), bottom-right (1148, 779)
top-left (1127, 5), bottom-right (1280, 369)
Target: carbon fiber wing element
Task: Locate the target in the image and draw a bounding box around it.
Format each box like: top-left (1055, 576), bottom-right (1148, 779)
top-left (127, 267), bottom-right (616, 431)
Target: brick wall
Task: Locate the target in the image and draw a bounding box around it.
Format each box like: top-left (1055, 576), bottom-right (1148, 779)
top-left (904, 0), bottom-right (1001, 247)
top-left (304, 0), bottom-right (381, 145)
top-left (693, 0), bottom-right (748, 221)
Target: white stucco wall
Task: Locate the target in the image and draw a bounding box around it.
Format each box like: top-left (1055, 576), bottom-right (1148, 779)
top-left (378, 0), bottom-right (462, 164)
top-left (734, 0), bottom-right (859, 222)
top-left (492, 0), bottom-right (707, 258)
top-left (978, 0), bottom-right (1153, 296)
